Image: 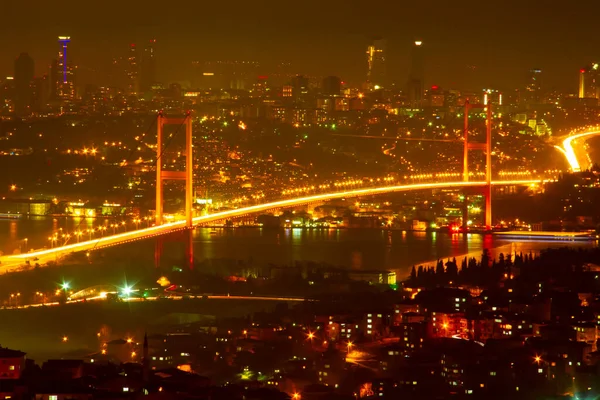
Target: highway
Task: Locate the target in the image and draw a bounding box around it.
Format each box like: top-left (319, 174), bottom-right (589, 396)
top-left (0, 179), bottom-right (540, 270)
top-left (0, 293), bottom-right (308, 312)
top-left (555, 129), bottom-right (600, 171)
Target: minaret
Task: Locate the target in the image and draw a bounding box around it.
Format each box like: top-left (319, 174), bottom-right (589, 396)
top-left (142, 332), bottom-right (149, 383)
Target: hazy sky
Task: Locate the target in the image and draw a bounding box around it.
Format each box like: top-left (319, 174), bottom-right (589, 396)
top-left (2, 0), bottom-right (600, 91)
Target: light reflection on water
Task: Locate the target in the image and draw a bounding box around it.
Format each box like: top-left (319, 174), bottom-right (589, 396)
top-left (0, 218), bottom-right (596, 279)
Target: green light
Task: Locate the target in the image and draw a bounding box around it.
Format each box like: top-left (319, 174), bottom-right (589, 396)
top-left (331, 124), bottom-right (337, 130)
top-left (223, 122), bottom-right (228, 127)
top-left (61, 282), bottom-right (70, 290)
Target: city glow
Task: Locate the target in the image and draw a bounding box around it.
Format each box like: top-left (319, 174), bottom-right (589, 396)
top-left (3, 179), bottom-right (541, 263)
top-left (558, 129), bottom-right (600, 172)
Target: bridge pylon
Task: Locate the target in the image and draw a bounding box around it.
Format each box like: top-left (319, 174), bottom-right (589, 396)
top-left (463, 101), bottom-right (493, 230)
top-left (155, 112), bottom-right (194, 228)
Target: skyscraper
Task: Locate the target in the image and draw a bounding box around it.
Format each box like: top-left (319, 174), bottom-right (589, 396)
top-left (14, 53), bottom-right (34, 115)
top-left (322, 76), bottom-right (342, 96)
top-left (524, 68), bottom-right (542, 104)
top-left (579, 63), bottom-right (600, 99)
top-left (55, 36), bottom-right (75, 100)
top-left (140, 39), bottom-right (157, 93)
top-left (407, 40), bottom-right (425, 107)
top-left (366, 37), bottom-right (386, 90)
top-left (127, 44), bottom-right (139, 96)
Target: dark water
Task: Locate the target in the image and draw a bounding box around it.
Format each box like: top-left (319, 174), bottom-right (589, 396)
top-left (1, 218), bottom-right (597, 278)
top-left (0, 218), bottom-right (597, 361)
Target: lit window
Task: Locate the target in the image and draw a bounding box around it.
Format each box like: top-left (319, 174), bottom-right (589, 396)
top-left (123, 387), bottom-right (129, 392)
top-left (49, 397), bottom-right (58, 400)
top-left (8, 366), bottom-right (14, 371)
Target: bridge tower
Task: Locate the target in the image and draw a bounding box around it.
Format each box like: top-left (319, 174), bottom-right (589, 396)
top-left (155, 112), bottom-right (194, 227)
top-left (155, 112), bottom-right (194, 269)
top-left (463, 101), bottom-right (493, 230)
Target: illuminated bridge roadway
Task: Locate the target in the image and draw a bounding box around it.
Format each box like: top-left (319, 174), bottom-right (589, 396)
top-left (555, 128), bottom-right (600, 172)
top-left (0, 179), bottom-right (541, 271)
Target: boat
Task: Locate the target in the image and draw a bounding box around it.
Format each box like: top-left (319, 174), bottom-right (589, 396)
top-left (0, 213), bottom-right (21, 219)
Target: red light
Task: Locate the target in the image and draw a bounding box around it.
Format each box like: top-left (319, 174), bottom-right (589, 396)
top-left (258, 75), bottom-right (268, 80)
top-left (431, 85), bottom-right (439, 90)
top-left (580, 69), bottom-right (586, 73)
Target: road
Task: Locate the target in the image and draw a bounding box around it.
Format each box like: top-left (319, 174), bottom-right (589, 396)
top-left (555, 129), bottom-right (600, 171)
top-left (0, 179), bottom-right (540, 270)
top-left (0, 293), bottom-right (308, 311)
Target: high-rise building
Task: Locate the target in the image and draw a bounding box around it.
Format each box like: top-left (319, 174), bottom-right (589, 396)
top-left (14, 53), bottom-right (34, 115)
top-left (579, 63), bottom-right (600, 99)
top-left (523, 68), bottom-right (542, 104)
top-left (31, 75), bottom-right (49, 113)
top-left (366, 37), bottom-right (386, 90)
top-left (291, 75), bottom-right (309, 101)
top-left (127, 44), bottom-right (139, 96)
top-left (322, 76), bottom-right (341, 96)
top-left (406, 40), bottom-right (425, 107)
top-left (140, 39), bottom-right (157, 93)
top-left (54, 36), bottom-right (76, 101)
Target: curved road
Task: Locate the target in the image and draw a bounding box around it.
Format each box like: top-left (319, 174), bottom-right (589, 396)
top-left (555, 129), bottom-right (600, 171)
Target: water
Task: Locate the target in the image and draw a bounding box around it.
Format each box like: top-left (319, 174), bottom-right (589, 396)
top-left (0, 218), bottom-right (597, 361)
top-left (1, 218), bottom-right (596, 279)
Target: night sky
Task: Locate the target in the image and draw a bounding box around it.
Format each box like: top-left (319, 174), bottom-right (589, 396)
top-left (2, 0), bottom-right (600, 91)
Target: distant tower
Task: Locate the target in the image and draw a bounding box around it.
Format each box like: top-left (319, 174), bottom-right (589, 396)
top-left (579, 68), bottom-right (586, 98)
top-left (127, 44), bottom-right (139, 96)
top-left (291, 74), bottom-right (309, 102)
top-left (366, 37), bottom-right (386, 90)
top-left (407, 40), bottom-right (425, 107)
top-left (14, 53), bottom-right (34, 115)
top-left (140, 39), bottom-right (157, 93)
top-left (56, 36), bottom-right (75, 100)
top-left (579, 63), bottom-right (600, 99)
top-left (524, 68), bottom-right (542, 104)
top-left (322, 76), bottom-right (342, 96)
top-left (142, 333), bottom-right (149, 382)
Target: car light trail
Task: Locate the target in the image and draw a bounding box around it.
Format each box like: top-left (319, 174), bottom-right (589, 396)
top-left (3, 179), bottom-right (540, 262)
top-left (558, 129), bottom-right (600, 172)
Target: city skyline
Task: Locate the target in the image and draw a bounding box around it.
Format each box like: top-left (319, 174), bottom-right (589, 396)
top-left (1, 0), bottom-right (600, 91)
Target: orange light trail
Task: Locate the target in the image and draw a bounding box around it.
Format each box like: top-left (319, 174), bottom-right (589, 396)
top-left (4, 179), bottom-right (541, 262)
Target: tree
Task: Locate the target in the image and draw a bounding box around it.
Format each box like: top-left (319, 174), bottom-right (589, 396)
top-left (410, 266), bottom-right (417, 284)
